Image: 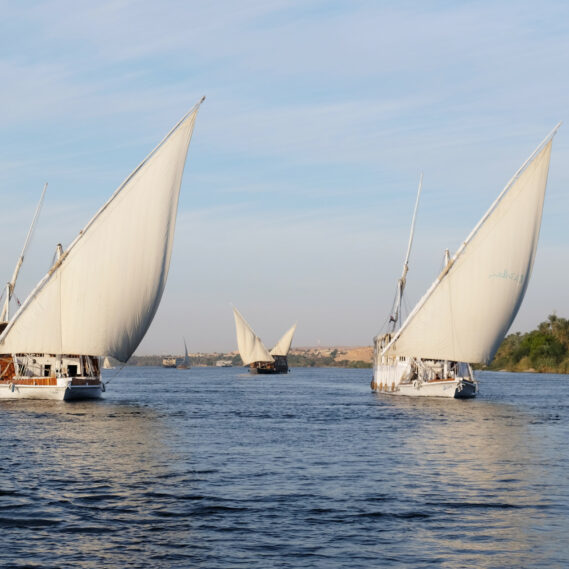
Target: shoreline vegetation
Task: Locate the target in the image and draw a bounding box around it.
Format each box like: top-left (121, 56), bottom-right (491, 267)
top-left (477, 314), bottom-right (569, 374)
top-left (123, 315), bottom-right (569, 374)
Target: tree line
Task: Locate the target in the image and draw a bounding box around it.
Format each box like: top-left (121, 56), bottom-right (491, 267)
top-left (485, 314), bottom-right (569, 373)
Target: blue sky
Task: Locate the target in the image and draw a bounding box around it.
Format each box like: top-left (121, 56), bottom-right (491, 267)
top-left (1, 0), bottom-right (568, 354)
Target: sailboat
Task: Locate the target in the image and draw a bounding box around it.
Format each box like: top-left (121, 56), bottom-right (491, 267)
top-left (177, 338), bottom-right (191, 369)
top-left (371, 125), bottom-right (559, 398)
top-left (233, 307), bottom-right (296, 374)
top-left (102, 357), bottom-right (115, 370)
top-left (0, 97), bottom-right (204, 400)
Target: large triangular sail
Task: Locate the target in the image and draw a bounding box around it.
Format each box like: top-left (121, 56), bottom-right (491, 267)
top-left (233, 307), bottom-right (274, 365)
top-left (384, 127), bottom-right (558, 364)
top-left (270, 323), bottom-right (297, 356)
top-left (0, 98), bottom-right (204, 362)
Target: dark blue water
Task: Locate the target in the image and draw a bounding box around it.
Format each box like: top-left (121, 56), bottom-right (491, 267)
top-left (1, 367), bottom-right (568, 568)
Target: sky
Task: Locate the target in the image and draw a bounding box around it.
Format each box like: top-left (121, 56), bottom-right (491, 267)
top-left (1, 0), bottom-right (568, 355)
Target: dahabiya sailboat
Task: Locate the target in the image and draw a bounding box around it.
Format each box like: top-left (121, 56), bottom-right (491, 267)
top-left (233, 307), bottom-right (296, 374)
top-left (177, 338), bottom-right (191, 369)
top-left (0, 97), bottom-right (205, 400)
top-left (371, 124), bottom-right (560, 398)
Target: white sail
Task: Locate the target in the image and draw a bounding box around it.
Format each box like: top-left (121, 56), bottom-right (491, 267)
top-left (233, 307), bottom-right (274, 365)
top-left (384, 131), bottom-right (557, 364)
top-left (270, 323), bottom-right (297, 356)
top-left (0, 99), bottom-right (204, 363)
top-left (103, 356), bottom-right (113, 369)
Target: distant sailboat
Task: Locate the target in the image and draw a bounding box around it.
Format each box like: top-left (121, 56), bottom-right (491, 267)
top-left (102, 357), bottom-right (115, 370)
top-left (233, 307), bottom-right (296, 374)
top-left (372, 125), bottom-right (560, 398)
top-left (0, 97), bottom-right (205, 400)
top-left (177, 338), bottom-right (191, 369)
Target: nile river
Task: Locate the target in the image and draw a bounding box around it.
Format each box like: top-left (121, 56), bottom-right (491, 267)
top-left (1, 367), bottom-right (568, 568)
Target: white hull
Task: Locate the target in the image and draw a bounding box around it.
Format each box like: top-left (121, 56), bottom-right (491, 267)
top-left (377, 378), bottom-right (477, 399)
top-left (372, 352), bottom-right (478, 399)
top-left (0, 382), bottom-right (103, 401)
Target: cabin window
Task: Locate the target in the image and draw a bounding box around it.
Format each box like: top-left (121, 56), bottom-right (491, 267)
top-left (43, 364), bottom-right (51, 377)
top-left (68, 364), bottom-right (78, 377)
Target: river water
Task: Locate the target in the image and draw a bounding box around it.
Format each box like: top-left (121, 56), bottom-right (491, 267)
top-left (0, 367), bottom-right (567, 568)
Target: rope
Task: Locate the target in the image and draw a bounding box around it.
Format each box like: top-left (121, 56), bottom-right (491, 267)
top-left (103, 362), bottom-right (127, 385)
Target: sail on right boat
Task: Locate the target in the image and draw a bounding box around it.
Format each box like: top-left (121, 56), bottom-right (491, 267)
top-left (372, 125), bottom-right (560, 398)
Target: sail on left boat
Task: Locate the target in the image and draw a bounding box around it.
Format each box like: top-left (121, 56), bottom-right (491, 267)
top-left (0, 97), bottom-right (205, 400)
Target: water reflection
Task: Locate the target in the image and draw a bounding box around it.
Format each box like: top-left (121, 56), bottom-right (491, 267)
top-left (1, 368), bottom-right (566, 568)
top-left (0, 397), bottom-right (189, 567)
top-left (372, 378), bottom-right (561, 567)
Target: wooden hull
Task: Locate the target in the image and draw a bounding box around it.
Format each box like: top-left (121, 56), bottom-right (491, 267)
top-left (248, 367), bottom-right (287, 375)
top-left (248, 355), bottom-right (289, 375)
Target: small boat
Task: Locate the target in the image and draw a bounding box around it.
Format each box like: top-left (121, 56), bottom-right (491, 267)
top-left (233, 307), bottom-right (296, 374)
top-left (102, 357), bottom-right (115, 370)
top-left (215, 360), bottom-right (233, 367)
top-left (162, 357), bottom-right (178, 368)
top-left (371, 125), bottom-right (560, 398)
top-left (177, 338), bottom-right (191, 369)
top-left (0, 97), bottom-right (204, 400)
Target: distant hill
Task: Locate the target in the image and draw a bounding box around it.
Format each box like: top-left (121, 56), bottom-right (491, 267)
top-left (127, 346), bottom-right (373, 368)
top-left (125, 316), bottom-right (569, 374)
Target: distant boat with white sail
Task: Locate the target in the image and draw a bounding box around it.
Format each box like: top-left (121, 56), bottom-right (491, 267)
top-left (372, 125), bottom-right (559, 398)
top-left (0, 97), bottom-right (204, 400)
top-left (233, 307), bottom-right (296, 374)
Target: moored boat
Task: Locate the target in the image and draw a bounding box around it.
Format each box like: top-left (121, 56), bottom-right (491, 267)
top-left (0, 97), bottom-right (205, 400)
top-left (372, 125), bottom-right (560, 398)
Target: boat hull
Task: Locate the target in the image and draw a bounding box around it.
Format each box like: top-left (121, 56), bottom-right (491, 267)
top-left (248, 356), bottom-right (289, 374)
top-left (0, 382), bottom-right (103, 401)
top-left (372, 354), bottom-right (478, 399)
top-left (394, 379), bottom-right (477, 398)
top-left (249, 367), bottom-right (287, 375)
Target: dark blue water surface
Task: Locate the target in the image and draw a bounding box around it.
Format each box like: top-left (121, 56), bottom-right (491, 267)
top-left (1, 367), bottom-right (568, 568)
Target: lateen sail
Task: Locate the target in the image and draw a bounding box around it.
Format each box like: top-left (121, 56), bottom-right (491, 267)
top-left (0, 99), bottom-right (204, 362)
top-left (384, 133), bottom-right (557, 364)
top-left (182, 337), bottom-right (190, 367)
top-left (270, 323), bottom-right (296, 356)
top-left (233, 307), bottom-right (274, 365)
